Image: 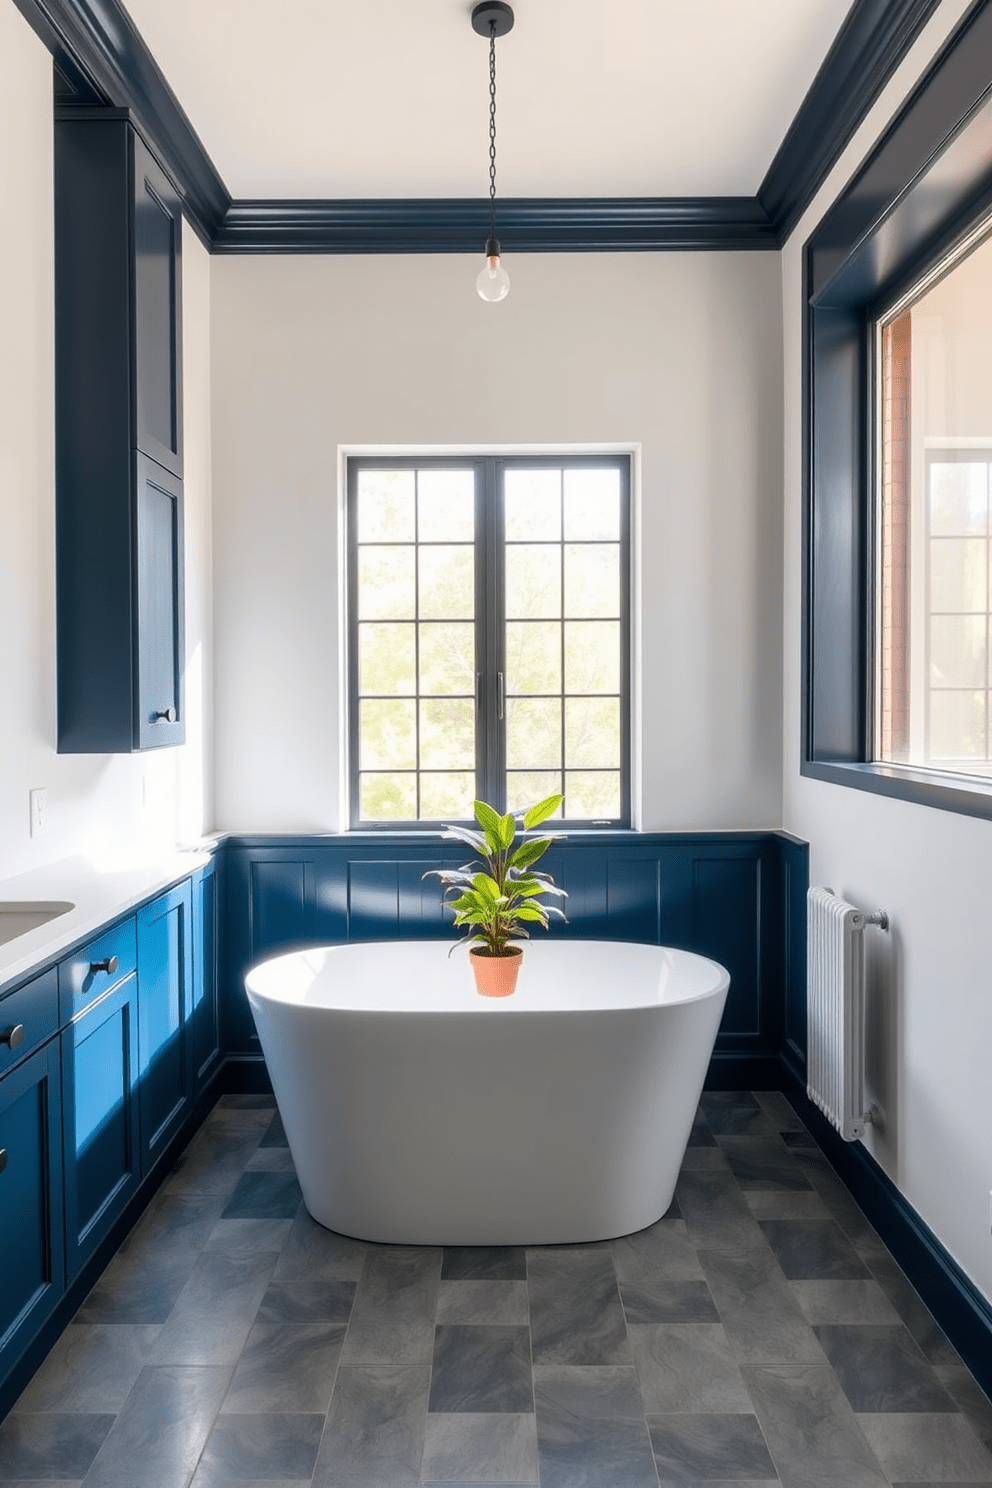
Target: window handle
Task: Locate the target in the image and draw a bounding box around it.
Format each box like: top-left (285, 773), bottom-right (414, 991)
top-left (497, 671), bottom-right (505, 721)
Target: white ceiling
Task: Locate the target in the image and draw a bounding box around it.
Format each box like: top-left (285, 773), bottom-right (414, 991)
top-left (120, 0), bottom-right (854, 201)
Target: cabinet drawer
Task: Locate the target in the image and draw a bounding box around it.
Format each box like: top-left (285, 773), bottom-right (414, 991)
top-left (59, 920), bottom-right (137, 1023)
top-left (0, 968), bottom-right (59, 1078)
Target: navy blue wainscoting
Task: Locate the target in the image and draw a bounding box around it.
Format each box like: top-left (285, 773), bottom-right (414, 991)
top-left (221, 831), bottom-right (810, 1090)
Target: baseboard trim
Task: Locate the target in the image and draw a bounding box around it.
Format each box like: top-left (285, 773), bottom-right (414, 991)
top-left (218, 1053), bottom-right (273, 1096)
top-left (705, 1052), bottom-right (786, 1090)
top-left (786, 1081), bottom-right (992, 1402)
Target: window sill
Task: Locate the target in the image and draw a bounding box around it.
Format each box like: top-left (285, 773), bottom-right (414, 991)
top-left (801, 757), bottom-right (992, 823)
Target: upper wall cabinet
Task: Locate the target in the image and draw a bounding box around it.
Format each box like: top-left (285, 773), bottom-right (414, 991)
top-left (54, 111), bottom-right (185, 753)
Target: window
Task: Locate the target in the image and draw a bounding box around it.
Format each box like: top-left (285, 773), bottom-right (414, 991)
top-left (802, 0), bottom-right (992, 817)
top-left (876, 229), bottom-right (992, 779)
top-left (347, 455), bottom-right (631, 827)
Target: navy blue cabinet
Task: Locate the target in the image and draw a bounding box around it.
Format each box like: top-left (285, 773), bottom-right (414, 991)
top-left (190, 863), bottom-right (221, 1095)
top-left (60, 968), bottom-right (140, 1282)
top-left (0, 1027), bottom-right (64, 1377)
top-left (136, 883), bottom-right (193, 1175)
top-left (55, 111), bottom-right (184, 753)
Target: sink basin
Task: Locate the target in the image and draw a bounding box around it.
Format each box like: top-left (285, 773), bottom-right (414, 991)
top-left (0, 901), bottom-right (75, 946)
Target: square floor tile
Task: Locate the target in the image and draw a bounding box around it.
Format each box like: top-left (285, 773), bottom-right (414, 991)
top-left (429, 1326), bottom-right (533, 1413)
top-left (220, 1169), bottom-right (303, 1220)
top-left (628, 1324), bottom-right (752, 1413)
top-left (422, 1413), bottom-right (539, 1484)
top-left (815, 1324), bottom-right (957, 1413)
top-left (193, 1412), bottom-right (324, 1484)
top-left (222, 1322), bottom-right (347, 1413)
top-left (759, 1217), bottom-right (872, 1281)
top-left (647, 1411), bottom-right (777, 1481)
top-left (857, 1411), bottom-right (992, 1482)
top-left (533, 1365), bottom-right (658, 1488)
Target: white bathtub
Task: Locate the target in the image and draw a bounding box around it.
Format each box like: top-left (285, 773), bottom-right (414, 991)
top-left (245, 939), bottom-right (729, 1246)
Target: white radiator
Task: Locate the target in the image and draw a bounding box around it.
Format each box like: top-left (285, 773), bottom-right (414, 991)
top-left (806, 887), bottom-right (888, 1141)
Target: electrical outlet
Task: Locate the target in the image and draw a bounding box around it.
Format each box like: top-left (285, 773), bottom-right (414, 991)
top-left (29, 788), bottom-right (47, 838)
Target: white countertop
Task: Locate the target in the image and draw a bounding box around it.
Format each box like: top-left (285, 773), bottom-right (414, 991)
top-left (0, 846), bottom-right (216, 991)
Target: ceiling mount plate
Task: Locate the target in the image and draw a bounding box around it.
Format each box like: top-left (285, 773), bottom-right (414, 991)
top-left (471, 2), bottom-right (515, 38)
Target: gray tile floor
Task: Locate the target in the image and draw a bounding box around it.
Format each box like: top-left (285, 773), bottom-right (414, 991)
top-left (2, 1089), bottom-right (991, 1487)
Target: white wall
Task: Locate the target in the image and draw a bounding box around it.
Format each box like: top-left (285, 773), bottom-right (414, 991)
top-left (0, 0), bottom-right (213, 882)
top-left (211, 250), bottom-right (784, 832)
top-left (782, 0), bottom-right (992, 1302)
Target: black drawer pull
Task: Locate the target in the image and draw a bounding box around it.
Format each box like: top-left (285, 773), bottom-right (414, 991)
top-left (1, 1024), bottom-right (25, 1050)
top-left (90, 955), bottom-right (119, 977)
top-left (0, 1149), bottom-right (7, 1175)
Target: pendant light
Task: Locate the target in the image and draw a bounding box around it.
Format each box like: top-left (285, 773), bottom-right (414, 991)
top-left (472, 2), bottom-right (514, 302)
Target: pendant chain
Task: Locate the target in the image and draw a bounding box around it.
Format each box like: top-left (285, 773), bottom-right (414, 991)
top-left (488, 23), bottom-right (498, 244)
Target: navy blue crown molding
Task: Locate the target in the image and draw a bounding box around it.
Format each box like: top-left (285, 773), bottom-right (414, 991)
top-left (13, 0), bottom-right (950, 253)
top-left (211, 196), bottom-right (778, 254)
top-left (10, 0), bottom-right (229, 245)
top-left (757, 0), bottom-right (946, 242)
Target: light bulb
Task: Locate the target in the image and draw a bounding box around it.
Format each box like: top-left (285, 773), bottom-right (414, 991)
top-left (477, 253), bottom-right (510, 302)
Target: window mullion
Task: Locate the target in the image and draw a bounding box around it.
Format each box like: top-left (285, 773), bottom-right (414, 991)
top-left (479, 457), bottom-right (504, 809)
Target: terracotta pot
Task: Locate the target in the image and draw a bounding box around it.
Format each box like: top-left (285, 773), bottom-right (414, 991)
top-left (469, 945), bottom-right (523, 997)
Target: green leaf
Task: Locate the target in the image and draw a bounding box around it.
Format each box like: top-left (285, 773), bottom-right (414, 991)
top-left (473, 800), bottom-right (504, 853)
top-left (523, 793), bottom-right (563, 830)
top-left (497, 812), bottom-right (516, 850)
top-left (471, 873), bottom-right (502, 902)
top-left (508, 837), bottom-right (551, 871)
top-left (513, 904), bottom-right (547, 922)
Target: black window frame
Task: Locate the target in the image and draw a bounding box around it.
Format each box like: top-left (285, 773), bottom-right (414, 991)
top-left (802, 0), bottom-right (992, 819)
top-left (346, 452), bottom-right (632, 830)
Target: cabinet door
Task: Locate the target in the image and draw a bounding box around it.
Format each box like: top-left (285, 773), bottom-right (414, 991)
top-left (62, 976), bottom-right (140, 1281)
top-left (136, 881), bottom-right (193, 1175)
top-left (191, 863), bottom-right (221, 1095)
top-left (132, 132), bottom-right (183, 477)
top-left (135, 453), bottom-right (185, 750)
top-left (0, 1041), bottom-right (64, 1374)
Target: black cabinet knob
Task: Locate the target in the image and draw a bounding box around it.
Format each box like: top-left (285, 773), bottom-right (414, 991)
top-left (90, 955), bottom-right (119, 976)
top-left (155, 707), bottom-right (177, 723)
top-left (0, 1150), bottom-right (7, 1175)
top-left (1, 1024), bottom-right (25, 1050)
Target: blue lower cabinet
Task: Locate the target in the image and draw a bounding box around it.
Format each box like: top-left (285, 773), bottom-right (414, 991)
top-left (61, 975), bottom-right (139, 1282)
top-left (0, 1039), bottom-right (64, 1374)
top-left (136, 881), bottom-right (193, 1174)
top-left (190, 864), bottom-right (220, 1095)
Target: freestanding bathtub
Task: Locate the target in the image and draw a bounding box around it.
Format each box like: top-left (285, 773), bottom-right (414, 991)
top-left (245, 939), bottom-right (729, 1246)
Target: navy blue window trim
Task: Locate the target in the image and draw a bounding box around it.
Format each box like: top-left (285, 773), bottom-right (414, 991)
top-left (801, 0), bottom-right (992, 820)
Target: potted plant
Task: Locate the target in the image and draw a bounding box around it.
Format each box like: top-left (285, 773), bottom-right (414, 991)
top-left (425, 795), bottom-right (568, 996)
